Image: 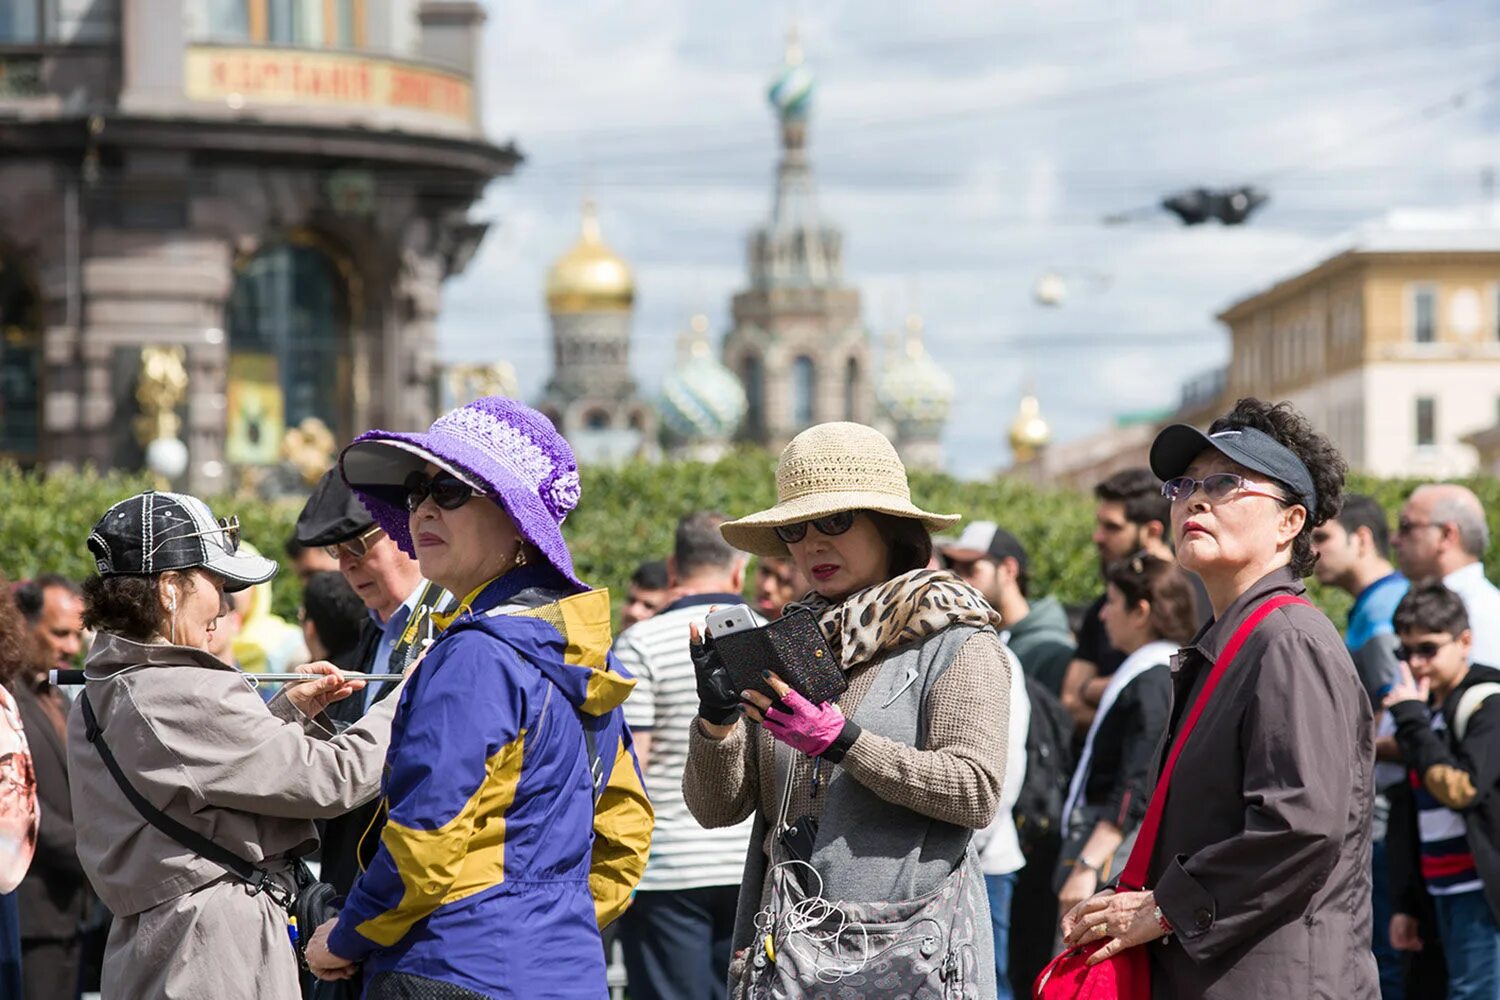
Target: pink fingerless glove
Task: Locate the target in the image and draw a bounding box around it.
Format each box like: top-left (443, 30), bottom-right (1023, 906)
top-left (761, 688), bottom-right (852, 758)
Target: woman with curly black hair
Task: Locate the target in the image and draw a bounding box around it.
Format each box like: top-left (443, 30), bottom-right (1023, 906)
top-left (1058, 398), bottom-right (1378, 999)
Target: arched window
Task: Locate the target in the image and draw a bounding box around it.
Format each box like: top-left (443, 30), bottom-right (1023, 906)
top-left (792, 356), bottom-right (816, 427)
top-left (584, 408), bottom-right (610, 431)
top-left (226, 239), bottom-right (350, 464)
top-left (0, 254), bottom-right (41, 463)
top-left (743, 354), bottom-right (764, 437)
top-left (844, 357), bottom-right (860, 421)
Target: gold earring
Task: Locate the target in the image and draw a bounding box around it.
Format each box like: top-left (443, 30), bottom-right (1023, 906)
top-left (514, 544), bottom-right (528, 568)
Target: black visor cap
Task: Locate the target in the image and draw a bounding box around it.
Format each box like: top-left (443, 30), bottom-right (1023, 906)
top-left (1149, 423), bottom-right (1317, 512)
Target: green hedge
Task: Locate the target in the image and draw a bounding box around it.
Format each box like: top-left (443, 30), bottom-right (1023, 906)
top-left (0, 459), bottom-right (1496, 627)
top-left (565, 453), bottom-right (1500, 625)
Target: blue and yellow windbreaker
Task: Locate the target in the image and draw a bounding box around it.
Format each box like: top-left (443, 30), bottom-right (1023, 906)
top-left (327, 565), bottom-right (653, 998)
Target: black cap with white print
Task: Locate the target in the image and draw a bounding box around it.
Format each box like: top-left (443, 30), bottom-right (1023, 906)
top-left (87, 491), bottom-right (278, 593)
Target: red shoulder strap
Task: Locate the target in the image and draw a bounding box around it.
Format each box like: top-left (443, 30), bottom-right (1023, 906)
top-left (1116, 594), bottom-right (1312, 891)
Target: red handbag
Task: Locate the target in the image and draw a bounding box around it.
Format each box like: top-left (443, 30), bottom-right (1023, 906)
top-left (1032, 595), bottom-right (1311, 1000)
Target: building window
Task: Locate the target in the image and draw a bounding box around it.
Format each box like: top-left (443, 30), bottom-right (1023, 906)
top-left (1415, 396), bottom-right (1436, 447)
top-left (742, 354), bottom-right (764, 437)
top-left (1411, 286), bottom-right (1437, 344)
top-left (215, 0), bottom-right (364, 47)
top-left (0, 1), bottom-right (41, 43)
top-left (583, 409), bottom-right (610, 431)
top-left (844, 358), bottom-right (860, 421)
top-left (792, 356), bottom-right (816, 427)
top-left (197, 0), bottom-right (252, 41)
top-left (226, 239), bottom-right (351, 464)
top-left (0, 256), bottom-right (41, 463)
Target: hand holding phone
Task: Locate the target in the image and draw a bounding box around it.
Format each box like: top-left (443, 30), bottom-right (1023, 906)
top-left (712, 608), bottom-right (847, 706)
top-left (689, 620), bottom-right (741, 725)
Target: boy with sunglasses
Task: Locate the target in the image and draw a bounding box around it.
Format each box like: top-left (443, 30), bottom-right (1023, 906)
top-left (1385, 581), bottom-right (1500, 999)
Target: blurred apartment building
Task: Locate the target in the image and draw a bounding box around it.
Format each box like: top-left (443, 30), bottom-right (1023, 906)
top-left (0, 0), bottom-right (513, 492)
top-left (1030, 210), bottom-right (1500, 488)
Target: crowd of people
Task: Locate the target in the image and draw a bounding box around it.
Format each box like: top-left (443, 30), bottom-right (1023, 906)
top-left (0, 391), bottom-right (1493, 999)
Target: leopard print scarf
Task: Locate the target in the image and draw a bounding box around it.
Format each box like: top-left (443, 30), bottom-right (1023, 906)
top-left (785, 568), bottom-right (1003, 673)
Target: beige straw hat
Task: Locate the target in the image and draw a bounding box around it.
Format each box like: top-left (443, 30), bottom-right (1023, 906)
top-left (719, 422), bottom-right (960, 557)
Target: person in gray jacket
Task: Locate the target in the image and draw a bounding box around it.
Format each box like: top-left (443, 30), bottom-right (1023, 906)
top-left (67, 491), bottom-right (397, 1000)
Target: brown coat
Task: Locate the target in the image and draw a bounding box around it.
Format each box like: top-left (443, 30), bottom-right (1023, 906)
top-left (1144, 568), bottom-right (1377, 1000)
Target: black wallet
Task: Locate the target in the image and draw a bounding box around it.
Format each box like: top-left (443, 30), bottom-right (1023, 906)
top-left (715, 608), bottom-right (848, 705)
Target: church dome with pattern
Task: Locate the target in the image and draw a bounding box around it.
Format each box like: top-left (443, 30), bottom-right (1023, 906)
top-left (767, 29), bottom-right (815, 123)
top-left (660, 315), bottom-right (747, 442)
top-left (545, 200), bottom-right (635, 314)
top-left (876, 315), bottom-right (954, 432)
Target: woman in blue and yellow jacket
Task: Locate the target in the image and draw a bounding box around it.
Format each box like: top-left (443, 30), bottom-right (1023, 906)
top-left (306, 398), bottom-right (653, 1000)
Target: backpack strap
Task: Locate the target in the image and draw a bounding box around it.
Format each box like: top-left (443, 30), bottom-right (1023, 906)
top-left (1454, 682), bottom-right (1500, 741)
top-left (79, 691), bottom-right (293, 908)
top-left (1117, 594), bottom-right (1312, 891)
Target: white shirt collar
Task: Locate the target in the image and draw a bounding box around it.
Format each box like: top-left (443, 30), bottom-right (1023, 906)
top-left (1445, 562), bottom-right (1488, 590)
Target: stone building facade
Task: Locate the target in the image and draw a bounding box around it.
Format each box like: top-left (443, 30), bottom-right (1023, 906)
top-left (0, 0), bottom-right (514, 493)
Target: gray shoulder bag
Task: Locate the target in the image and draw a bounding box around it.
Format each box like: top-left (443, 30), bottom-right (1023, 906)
top-left (737, 744), bottom-right (988, 1000)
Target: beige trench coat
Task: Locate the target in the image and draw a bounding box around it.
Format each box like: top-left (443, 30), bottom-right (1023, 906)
top-left (67, 633), bottom-right (398, 999)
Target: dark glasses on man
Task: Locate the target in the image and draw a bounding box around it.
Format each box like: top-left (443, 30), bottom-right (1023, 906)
top-left (323, 524), bottom-right (384, 562)
top-left (404, 471), bottom-right (485, 513)
top-left (1161, 473), bottom-right (1285, 505)
top-left (774, 510), bottom-right (858, 544)
top-left (1398, 639), bottom-right (1453, 662)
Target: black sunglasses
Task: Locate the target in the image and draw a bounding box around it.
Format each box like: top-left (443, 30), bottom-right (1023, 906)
top-left (1398, 638), bottom-right (1453, 662)
top-left (774, 509), bottom-right (858, 545)
top-left (404, 471), bottom-right (485, 513)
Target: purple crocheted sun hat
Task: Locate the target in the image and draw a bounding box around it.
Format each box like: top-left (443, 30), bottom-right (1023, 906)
top-left (338, 397), bottom-right (586, 591)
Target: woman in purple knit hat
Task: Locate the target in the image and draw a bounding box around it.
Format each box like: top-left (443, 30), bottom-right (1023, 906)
top-left (305, 397), bottom-right (653, 1000)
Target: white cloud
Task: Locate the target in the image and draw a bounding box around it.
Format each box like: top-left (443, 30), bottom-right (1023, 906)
top-left (442, 0), bottom-right (1500, 477)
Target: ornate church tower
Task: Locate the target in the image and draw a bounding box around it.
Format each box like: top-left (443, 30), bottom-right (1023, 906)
top-left (722, 29), bottom-right (874, 449)
top-left (540, 200), bottom-right (658, 463)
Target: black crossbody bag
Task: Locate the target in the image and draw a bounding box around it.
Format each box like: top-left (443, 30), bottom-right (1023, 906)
top-left (79, 693), bottom-right (339, 962)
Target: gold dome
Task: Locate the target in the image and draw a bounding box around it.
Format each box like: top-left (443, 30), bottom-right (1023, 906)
top-left (545, 200), bottom-right (635, 314)
top-left (1009, 392), bottom-right (1051, 461)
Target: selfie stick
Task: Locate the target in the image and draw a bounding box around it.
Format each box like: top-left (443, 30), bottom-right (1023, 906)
top-left (50, 669), bottom-right (405, 686)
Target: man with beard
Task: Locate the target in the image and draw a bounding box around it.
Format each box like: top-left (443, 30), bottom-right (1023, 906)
top-left (1060, 468), bottom-right (1205, 733)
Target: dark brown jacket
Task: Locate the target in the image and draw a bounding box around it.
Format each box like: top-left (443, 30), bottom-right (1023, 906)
top-left (1144, 567), bottom-right (1377, 999)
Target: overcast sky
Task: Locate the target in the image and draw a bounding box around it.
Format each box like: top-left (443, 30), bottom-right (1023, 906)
top-left (438, 0), bottom-right (1500, 478)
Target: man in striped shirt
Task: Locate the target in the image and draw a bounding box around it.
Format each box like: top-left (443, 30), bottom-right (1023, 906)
top-left (1387, 582), bottom-right (1500, 1000)
top-left (616, 512), bottom-right (758, 1000)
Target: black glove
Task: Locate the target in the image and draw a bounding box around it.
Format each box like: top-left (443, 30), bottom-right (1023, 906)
top-left (691, 631), bottom-right (741, 725)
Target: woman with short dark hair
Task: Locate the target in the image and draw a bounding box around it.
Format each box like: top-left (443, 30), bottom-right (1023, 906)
top-left (1060, 398), bottom-right (1377, 999)
top-left (68, 491), bottom-right (396, 1000)
top-left (684, 421), bottom-right (1011, 998)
